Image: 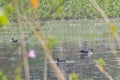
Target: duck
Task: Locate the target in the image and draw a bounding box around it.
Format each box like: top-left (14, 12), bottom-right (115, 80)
top-left (12, 38), bottom-right (18, 45)
top-left (12, 38), bottom-right (18, 43)
top-left (56, 58), bottom-right (66, 66)
top-left (80, 49), bottom-right (93, 59)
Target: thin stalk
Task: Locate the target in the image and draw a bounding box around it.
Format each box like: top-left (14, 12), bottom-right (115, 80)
top-left (44, 56), bottom-right (47, 80)
top-left (95, 64), bottom-right (113, 80)
top-left (12, 0), bottom-right (30, 80)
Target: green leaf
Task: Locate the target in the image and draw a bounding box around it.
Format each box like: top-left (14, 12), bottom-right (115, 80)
top-left (94, 58), bottom-right (106, 67)
top-left (15, 74), bottom-right (21, 80)
top-left (0, 6), bottom-right (10, 27)
top-left (98, 58), bottom-right (106, 66)
top-left (0, 14), bottom-right (9, 26)
top-left (47, 38), bottom-right (56, 49)
top-left (111, 25), bottom-right (116, 35)
top-left (15, 69), bottom-right (21, 80)
top-left (68, 73), bottom-right (78, 80)
top-left (0, 71), bottom-right (7, 80)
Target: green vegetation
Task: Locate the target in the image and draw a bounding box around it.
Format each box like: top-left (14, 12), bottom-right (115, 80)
top-left (33, 0), bottom-right (120, 19)
top-left (1, 0), bottom-right (120, 21)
